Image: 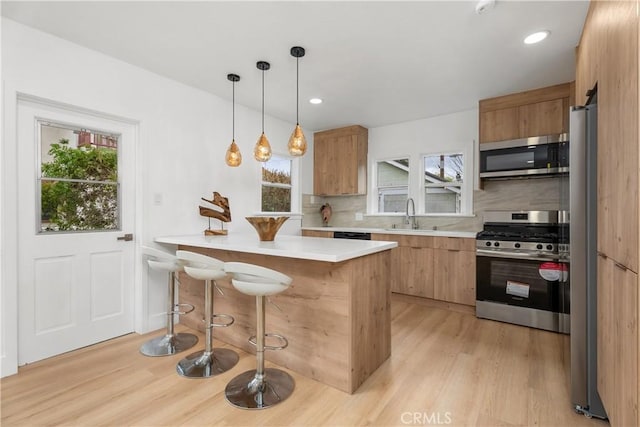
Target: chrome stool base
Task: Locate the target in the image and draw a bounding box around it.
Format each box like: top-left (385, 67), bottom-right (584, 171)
top-left (225, 368), bottom-right (295, 409)
top-left (176, 348), bottom-right (239, 378)
top-left (140, 333), bottom-right (198, 357)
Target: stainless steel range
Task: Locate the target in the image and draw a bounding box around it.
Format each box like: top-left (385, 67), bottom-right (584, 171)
top-left (475, 210), bottom-right (570, 333)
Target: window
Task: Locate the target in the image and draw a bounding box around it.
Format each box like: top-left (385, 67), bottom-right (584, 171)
top-left (39, 122), bottom-right (119, 232)
top-left (376, 158), bottom-right (409, 213)
top-left (261, 155), bottom-right (292, 212)
top-left (423, 153), bottom-right (463, 214)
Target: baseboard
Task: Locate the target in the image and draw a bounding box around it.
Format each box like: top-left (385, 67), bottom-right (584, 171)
top-left (391, 293), bottom-right (476, 315)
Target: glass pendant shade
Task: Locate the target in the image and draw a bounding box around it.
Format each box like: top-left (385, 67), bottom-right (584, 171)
top-left (225, 139), bottom-right (242, 167)
top-left (289, 46), bottom-right (307, 157)
top-left (254, 132), bottom-right (272, 162)
top-left (225, 73), bottom-right (241, 167)
top-left (288, 124), bottom-right (307, 156)
top-left (255, 61), bottom-right (271, 163)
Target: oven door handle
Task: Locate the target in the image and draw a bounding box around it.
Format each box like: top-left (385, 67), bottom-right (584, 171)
top-left (476, 248), bottom-right (562, 262)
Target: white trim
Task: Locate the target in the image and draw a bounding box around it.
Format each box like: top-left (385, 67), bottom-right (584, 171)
top-left (258, 153), bottom-right (300, 214)
top-left (2, 84), bottom-right (20, 377)
top-left (261, 181), bottom-right (292, 190)
top-left (419, 149), bottom-right (472, 216)
top-left (133, 121), bottom-right (146, 334)
top-left (368, 155), bottom-right (411, 214)
top-left (1, 89), bottom-right (142, 377)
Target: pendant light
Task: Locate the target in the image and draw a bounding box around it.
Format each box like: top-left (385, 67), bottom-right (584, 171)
top-left (288, 46), bottom-right (307, 156)
top-left (254, 61), bottom-right (272, 162)
top-left (225, 73), bottom-right (242, 167)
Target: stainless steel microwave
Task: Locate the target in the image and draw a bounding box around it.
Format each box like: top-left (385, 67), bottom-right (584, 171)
top-left (479, 134), bottom-right (569, 179)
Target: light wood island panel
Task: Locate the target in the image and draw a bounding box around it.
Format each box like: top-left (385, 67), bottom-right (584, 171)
top-left (177, 245), bottom-right (391, 394)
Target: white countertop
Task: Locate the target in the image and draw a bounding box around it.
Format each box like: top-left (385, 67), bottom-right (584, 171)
top-left (155, 233), bottom-right (397, 263)
top-left (302, 226), bottom-right (478, 239)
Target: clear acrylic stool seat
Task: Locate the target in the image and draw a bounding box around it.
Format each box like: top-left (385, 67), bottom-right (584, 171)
top-left (223, 262), bottom-right (295, 409)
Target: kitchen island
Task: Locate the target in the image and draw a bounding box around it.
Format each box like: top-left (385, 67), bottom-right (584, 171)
top-left (155, 234), bottom-right (397, 393)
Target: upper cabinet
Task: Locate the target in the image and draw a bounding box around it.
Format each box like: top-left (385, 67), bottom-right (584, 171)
top-left (577, 0), bottom-right (639, 274)
top-left (479, 82), bottom-right (573, 143)
top-left (314, 125), bottom-right (368, 195)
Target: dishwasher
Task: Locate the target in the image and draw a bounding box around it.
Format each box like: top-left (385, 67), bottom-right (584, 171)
top-left (333, 231), bottom-right (371, 240)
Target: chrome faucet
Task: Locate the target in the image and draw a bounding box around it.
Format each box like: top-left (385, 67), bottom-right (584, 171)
top-left (405, 197), bottom-right (417, 229)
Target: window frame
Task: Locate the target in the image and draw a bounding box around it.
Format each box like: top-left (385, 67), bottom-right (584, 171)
top-left (371, 156), bottom-right (411, 215)
top-left (420, 151), bottom-right (469, 216)
top-left (36, 119), bottom-right (122, 234)
top-left (258, 153), bottom-right (300, 215)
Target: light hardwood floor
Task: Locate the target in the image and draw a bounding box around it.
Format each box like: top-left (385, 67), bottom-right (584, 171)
top-left (1, 295), bottom-right (607, 426)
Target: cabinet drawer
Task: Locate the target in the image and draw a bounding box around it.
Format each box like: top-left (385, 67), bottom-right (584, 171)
top-left (432, 237), bottom-right (475, 251)
top-left (302, 230), bottom-right (334, 238)
top-left (371, 233), bottom-right (433, 248)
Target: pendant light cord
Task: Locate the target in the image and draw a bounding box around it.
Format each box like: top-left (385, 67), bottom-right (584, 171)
top-left (296, 57), bottom-right (299, 125)
top-left (261, 69), bottom-right (265, 133)
top-left (232, 80), bottom-right (235, 140)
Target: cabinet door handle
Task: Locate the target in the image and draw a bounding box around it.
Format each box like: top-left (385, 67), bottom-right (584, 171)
top-left (447, 249), bottom-right (460, 252)
top-left (614, 261), bottom-right (628, 271)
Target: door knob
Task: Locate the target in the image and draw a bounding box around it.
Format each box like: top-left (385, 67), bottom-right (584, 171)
top-left (117, 233), bottom-right (133, 241)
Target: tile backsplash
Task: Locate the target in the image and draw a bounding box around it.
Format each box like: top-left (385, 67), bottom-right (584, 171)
top-left (302, 176), bottom-right (564, 231)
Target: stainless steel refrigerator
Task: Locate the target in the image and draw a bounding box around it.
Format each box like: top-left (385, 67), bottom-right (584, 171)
top-left (569, 103), bottom-right (607, 419)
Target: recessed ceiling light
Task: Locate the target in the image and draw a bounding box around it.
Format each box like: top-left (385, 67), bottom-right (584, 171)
top-left (524, 30), bottom-right (550, 45)
top-left (309, 98), bottom-right (323, 104)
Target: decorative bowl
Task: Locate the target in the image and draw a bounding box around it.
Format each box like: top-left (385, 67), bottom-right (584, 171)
top-left (245, 216), bottom-right (289, 241)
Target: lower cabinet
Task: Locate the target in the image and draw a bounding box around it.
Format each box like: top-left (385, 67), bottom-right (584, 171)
top-left (372, 233), bottom-right (476, 306)
top-left (371, 234), bottom-right (434, 297)
top-left (432, 237), bottom-right (476, 306)
top-left (597, 253), bottom-right (638, 427)
top-left (433, 248), bottom-right (476, 306)
top-left (303, 230), bottom-right (476, 306)
top-left (391, 246), bottom-right (434, 298)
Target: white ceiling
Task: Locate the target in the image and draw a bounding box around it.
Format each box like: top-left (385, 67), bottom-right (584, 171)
top-left (2, 1), bottom-right (589, 132)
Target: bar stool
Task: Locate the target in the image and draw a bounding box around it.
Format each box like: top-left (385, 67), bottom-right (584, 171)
top-left (223, 262), bottom-right (295, 409)
top-left (175, 250), bottom-right (239, 378)
top-left (140, 250), bottom-right (198, 357)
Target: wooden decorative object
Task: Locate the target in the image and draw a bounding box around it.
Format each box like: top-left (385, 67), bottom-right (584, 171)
top-left (199, 192), bottom-right (231, 235)
top-left (320, 203), bottom-right (332, 225)
top-left (245, 216), bottom-right (288, 241)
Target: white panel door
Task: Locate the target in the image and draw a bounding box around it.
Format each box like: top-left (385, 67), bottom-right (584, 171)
top-left (17, 98), bottom-right (136, 364)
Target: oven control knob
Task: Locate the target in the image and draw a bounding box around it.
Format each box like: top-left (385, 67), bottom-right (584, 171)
top-left (546, 244), bottom-right (553, 250)
top-left (515, 243), bottom-right (521, 248)
top-left (485, 241), bottom-right (492, 247)
top-left (536, 244), bottom-right (543, 250)
top-left (494, 242), bottom-right (500, 247)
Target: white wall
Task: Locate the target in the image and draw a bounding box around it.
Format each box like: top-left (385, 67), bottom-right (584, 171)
top-left (367, 109), bottom-right (479, 215)
top-left (1, 18), bottom-right (305, 376)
